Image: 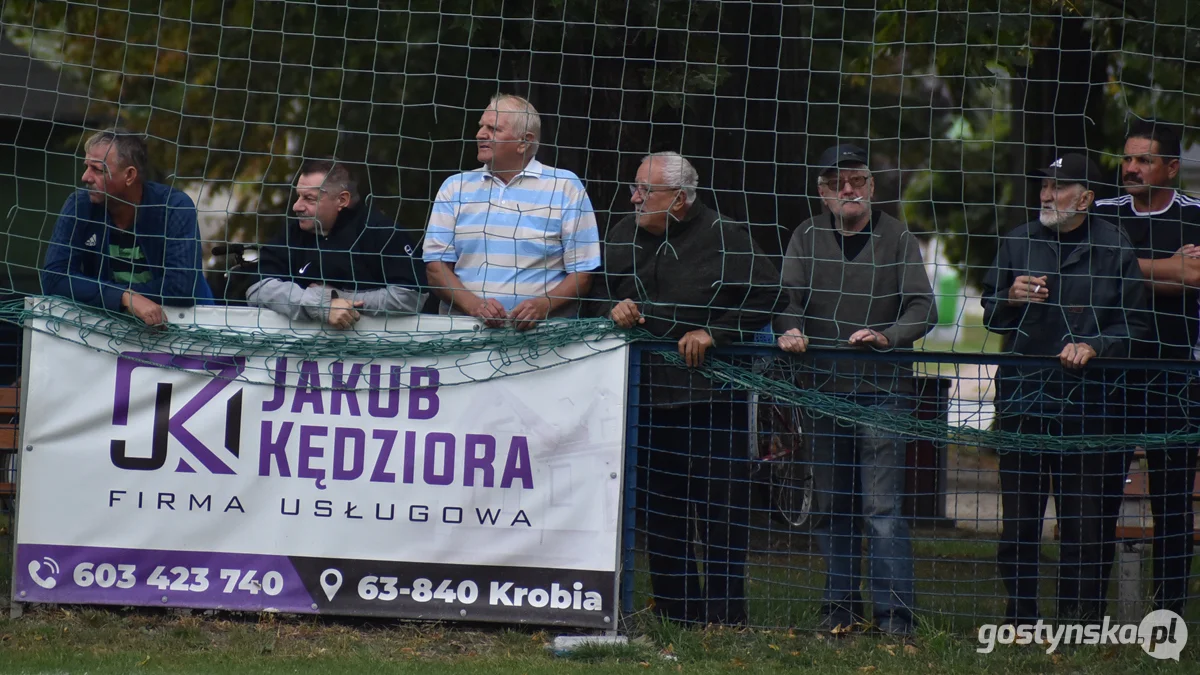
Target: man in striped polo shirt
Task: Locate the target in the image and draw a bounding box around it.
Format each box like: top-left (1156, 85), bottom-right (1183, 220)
top-left (423, 94), bottom-right (600, 329)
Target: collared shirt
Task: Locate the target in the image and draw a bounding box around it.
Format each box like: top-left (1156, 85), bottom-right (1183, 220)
top-left (422, 159), bottom-right (601, 314)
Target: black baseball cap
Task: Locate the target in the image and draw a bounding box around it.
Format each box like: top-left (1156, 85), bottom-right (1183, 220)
top-left (816, 144), bottom-right (869, 173)
top-left (1033, 153), bottom-right (1103, 188)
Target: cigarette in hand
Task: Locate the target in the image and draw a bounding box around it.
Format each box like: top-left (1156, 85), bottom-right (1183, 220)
top-left (1033, 285), bottom-right (1041, 294)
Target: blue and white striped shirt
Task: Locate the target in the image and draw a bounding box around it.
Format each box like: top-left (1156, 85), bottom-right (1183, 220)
top-left (422, 159), bottom-right (601, 314)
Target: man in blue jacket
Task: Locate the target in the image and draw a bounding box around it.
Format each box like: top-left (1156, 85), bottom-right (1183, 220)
top-left (41, 128), bottom-right (213, 326)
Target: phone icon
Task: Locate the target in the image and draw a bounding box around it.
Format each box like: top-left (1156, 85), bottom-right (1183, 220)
top-left (28, 557), bottom-right (60, 589)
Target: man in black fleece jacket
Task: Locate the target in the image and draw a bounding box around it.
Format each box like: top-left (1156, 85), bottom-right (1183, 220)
top-left (590, 151), bottom-right (782, 625)
top-left (982, 153), bottom-right (1149, 625)
top-left (774, 144), bottom-right (936, 636)
top-left (247, 159), bottom-right (426, 328)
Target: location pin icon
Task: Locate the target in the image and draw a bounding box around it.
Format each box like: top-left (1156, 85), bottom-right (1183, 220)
top-left (319, 569), bottom-right (343, 601)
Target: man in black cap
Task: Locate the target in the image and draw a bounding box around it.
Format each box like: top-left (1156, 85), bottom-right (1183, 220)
top-left (982, 153), bottom-right (1150, 624)
top-left (247, 159), bottom-right (426, 328)
top-left (1093, 121), bottom-right (1200, 615)
top-left (775, 143), bottom-right (936, 635)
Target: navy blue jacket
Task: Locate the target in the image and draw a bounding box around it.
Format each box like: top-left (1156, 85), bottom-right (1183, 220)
top-left (41, 183), bottom-right (214, 311)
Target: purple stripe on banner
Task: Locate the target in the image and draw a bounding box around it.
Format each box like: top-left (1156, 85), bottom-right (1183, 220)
top-left (14, 544), bottom-right (315, 613)
top-left (13, 544), bottom-right (617, 627)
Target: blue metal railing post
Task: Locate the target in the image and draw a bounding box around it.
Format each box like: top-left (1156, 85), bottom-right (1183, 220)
top-left (620, 344), bottom-right (642, 618)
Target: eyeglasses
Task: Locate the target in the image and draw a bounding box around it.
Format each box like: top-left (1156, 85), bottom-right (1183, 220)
top-left (629, 183), bottom-right (681, 198)
top-left (819, 175), bottom-right (870, 190)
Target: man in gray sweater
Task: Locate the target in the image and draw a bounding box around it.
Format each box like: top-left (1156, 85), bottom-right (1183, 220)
top-left (774, 144), bottom-right (936, 636)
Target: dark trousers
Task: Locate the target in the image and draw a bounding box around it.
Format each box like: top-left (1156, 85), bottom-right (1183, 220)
top-left (1099, 374), bottom-right (1198, 614)
top-left (997, 416), bottom-right (1127, 623)
top-left (638, 398), bottom-right (751, 625)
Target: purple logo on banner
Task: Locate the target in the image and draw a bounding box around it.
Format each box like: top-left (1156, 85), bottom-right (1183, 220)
top-left (111, 352), bottom-right (246, 474)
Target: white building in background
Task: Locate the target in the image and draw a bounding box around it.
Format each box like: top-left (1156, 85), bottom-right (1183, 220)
top-left (1182, 143), bottom-right (1199, 196)
top-left (182, 182), bottom-right (241, 246)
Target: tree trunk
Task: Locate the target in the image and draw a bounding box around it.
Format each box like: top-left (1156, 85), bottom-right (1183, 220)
top-left (1015, 14), bottom-right (1109, 213)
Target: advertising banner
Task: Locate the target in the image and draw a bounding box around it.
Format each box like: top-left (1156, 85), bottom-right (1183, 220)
top-left (13, 304), bottom-right (628, 627)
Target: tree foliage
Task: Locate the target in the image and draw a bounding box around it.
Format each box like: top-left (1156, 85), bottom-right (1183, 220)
top-left (2, 0), bottom-right (1197, 284)
top-left (880, 0), bottom-right (1200, 283)
top-left (3, 0), bottom-right (731, 241)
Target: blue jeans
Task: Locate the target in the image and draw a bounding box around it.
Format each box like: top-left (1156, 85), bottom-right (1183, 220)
top-left (809, 397), bottom-right (914, 627)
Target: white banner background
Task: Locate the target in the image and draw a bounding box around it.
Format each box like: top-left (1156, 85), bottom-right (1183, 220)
top-left (16, 304), bottom-right (628, 576)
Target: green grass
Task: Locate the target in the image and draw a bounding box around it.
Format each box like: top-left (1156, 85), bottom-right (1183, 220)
top-left (1, 529), bottom-right (1197, 672)
top-left (715, 529), bottom-right (1200, 634)
top-left (0, 605), bottom-right (1195, 674)
top-left (3, 513), bottom-right (1199, 671)
top-left (5, 521), bottom-right (1199, 673)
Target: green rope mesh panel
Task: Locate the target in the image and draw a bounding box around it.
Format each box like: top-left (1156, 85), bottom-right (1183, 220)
top-left (7, 297), bottom-right (1199, 453)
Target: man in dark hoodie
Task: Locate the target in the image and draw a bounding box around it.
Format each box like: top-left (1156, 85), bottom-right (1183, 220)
top-left (982, 153), bottom-right (1149, 625)
top-left (590, 151), bottom-right (782, 625)
top-left (774, 144), bottom-right (936, 636)
top-left (247, 159), bottom-right (426, 328)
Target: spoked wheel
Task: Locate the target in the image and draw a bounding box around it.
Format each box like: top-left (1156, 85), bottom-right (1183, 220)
top-left (750, 394), bottom-right (814, 528)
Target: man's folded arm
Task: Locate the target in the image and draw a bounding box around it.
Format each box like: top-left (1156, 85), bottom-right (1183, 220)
top-left (245, 278), bottom-right (331, 322)
top-left (347, 286), bottom-right (424, 315)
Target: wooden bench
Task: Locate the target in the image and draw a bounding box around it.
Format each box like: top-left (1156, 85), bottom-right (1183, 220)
top-left (0, 384), bottom-right (17, 498)
top-left (1114, 451), bottom-right (1200, 623)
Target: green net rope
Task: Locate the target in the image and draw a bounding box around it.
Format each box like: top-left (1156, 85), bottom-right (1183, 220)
top-left (4, 297), bottom-right (1198, 452)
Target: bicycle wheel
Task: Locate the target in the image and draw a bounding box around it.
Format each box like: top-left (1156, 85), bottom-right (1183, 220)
top-left (754, 399), bottom-right (813, 528)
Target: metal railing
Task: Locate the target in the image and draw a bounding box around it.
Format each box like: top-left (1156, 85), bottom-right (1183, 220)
top-left (621, 343), bottom-right (1200, 632)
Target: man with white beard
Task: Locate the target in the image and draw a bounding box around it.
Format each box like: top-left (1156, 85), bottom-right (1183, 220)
top-left (982, 153), bottom-right (1151, 625)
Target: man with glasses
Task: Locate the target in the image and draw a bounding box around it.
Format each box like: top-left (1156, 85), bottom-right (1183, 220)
top-left (423, 94), bottom-right (600, 329)
top-left (775, 143), bottom-right (936, 636)
top-left (589, 151), bottom-right (782, 625)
